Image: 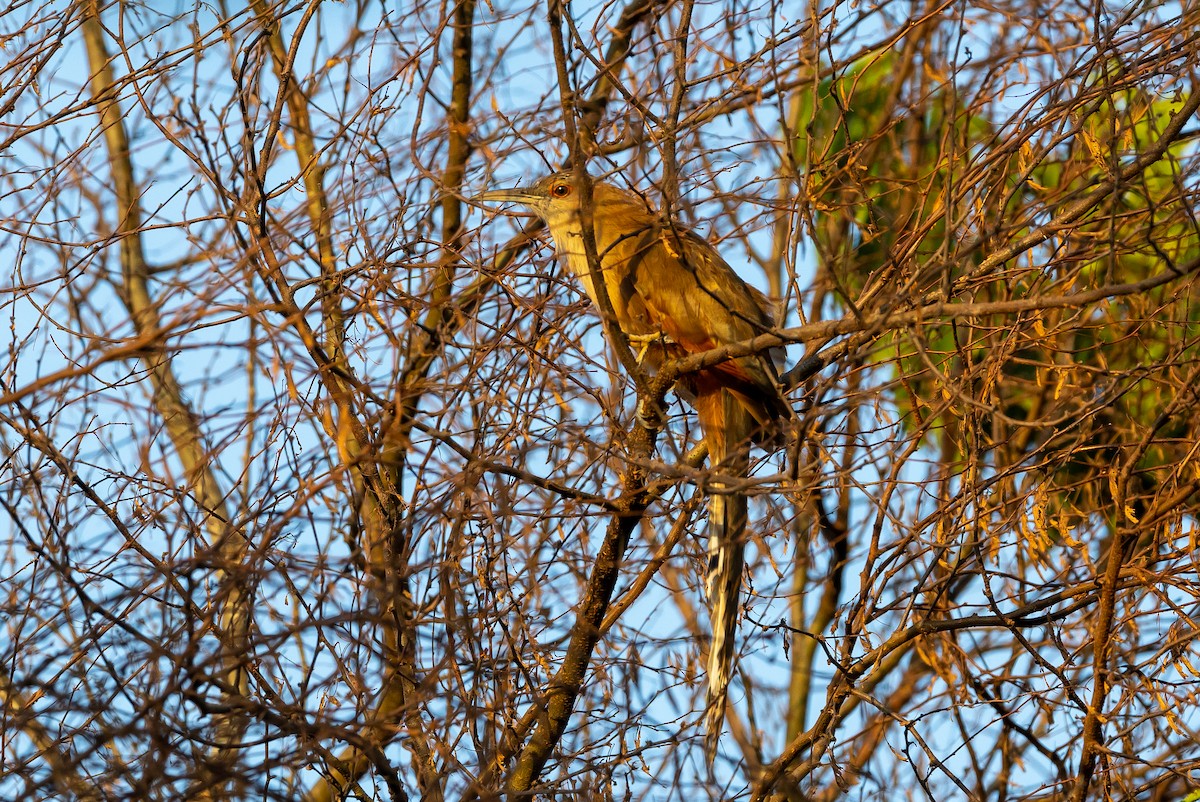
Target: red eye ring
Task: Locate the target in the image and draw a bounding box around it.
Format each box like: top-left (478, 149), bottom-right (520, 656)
top-left (550, 182), bottom-right (572, 198)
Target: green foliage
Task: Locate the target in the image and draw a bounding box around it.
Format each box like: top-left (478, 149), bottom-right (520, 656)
top-left (796, 55), bottom-right (1199, 531)
top-left (794, 52), bottom-right (983, 292)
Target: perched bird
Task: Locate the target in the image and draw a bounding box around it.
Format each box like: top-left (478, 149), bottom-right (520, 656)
top-left (477, 170), bottom-right (790, 763)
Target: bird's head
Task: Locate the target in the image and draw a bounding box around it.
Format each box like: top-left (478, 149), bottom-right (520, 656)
top-left (474, 170), bottom-right (588, 228)
top-left (476, 171), bottom-right (659, 244)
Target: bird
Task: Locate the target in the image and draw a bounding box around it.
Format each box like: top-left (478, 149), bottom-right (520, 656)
top-left (476, 169), bottom-right (790, 764)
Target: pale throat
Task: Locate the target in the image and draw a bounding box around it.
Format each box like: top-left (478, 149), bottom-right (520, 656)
top-left (542, 204), bottom-right (607, 311)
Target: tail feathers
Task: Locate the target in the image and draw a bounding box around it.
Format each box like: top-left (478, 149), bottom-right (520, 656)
top-left (695, 388), bottom-right (752, 767)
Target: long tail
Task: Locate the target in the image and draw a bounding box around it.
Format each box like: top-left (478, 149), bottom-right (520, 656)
top-left (695, 387), bottom-right (752, 767)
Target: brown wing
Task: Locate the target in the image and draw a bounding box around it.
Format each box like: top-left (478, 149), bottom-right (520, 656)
top-left (630, 225), bottom-right (790, 425)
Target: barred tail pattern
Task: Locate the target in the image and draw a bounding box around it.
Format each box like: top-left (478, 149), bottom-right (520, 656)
top-left (695, 388), bottom-right (752, 767)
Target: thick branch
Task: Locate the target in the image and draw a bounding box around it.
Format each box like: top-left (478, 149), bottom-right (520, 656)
top-left (81, 6), bottom-right (251, 798)
top-left (503, 418), bottom-right (662, 794)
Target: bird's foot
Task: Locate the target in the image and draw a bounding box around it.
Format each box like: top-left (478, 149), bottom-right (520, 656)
top-left (626, 332), bottom-right (674, 362)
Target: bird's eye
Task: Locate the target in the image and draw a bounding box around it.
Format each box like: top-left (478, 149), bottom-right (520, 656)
top-left (550, 182), bottom-right (572, 198)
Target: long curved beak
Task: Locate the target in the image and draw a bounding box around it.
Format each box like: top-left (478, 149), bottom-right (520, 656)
top-left (473, 187), bottom-right (538, 206)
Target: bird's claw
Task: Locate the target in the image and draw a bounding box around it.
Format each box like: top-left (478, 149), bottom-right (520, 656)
top-left (627, 332), bottom-right (674, 362)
